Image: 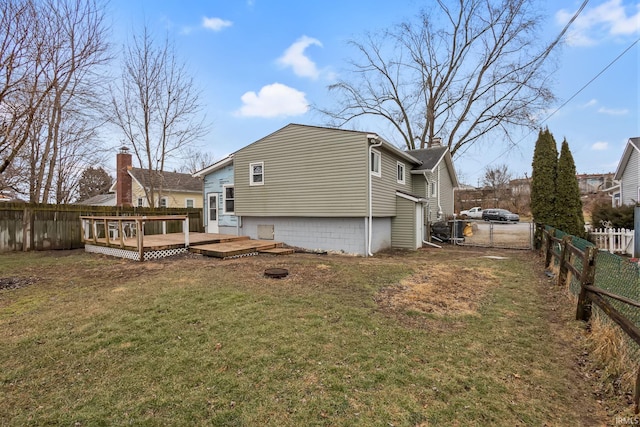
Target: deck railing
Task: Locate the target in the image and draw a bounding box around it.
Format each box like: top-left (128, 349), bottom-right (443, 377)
top-left (80, 215), bottom-right (189, 261)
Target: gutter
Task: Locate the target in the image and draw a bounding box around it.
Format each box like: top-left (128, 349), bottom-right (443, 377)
top-left (368, 135), bottom-right (382, 256)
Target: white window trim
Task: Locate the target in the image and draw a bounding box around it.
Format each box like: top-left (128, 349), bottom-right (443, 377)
top-left (223, 184), bottom-right (235, 215)
top-left (250, 161), bottom-right (264, 186)
top-left (137, 197), bottom-right (144, 207)
top-left (185, 198), bottom-right (195, 208)
top-left (371, 149), bottom-right (381, 177)
top-left (430, 182), bottom-right (437, 197)
top-left (159, 197), bottom-right (169, 208)
top-left (396, 161), bottom-right (405, 184)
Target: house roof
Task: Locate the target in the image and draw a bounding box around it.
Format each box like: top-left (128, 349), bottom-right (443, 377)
top-left (192, 155), bottom-right (233, 178)
top-left (76, 193), bottom-right (116, 206)
top-left (407, 145), bottom-right (459, 187)
top-left (128, 168), bottom-right (202, 193)
top-left (614, 137), bottom-right (640, 180)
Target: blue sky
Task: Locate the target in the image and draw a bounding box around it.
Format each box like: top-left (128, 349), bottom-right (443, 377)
top-left (106, 0), bottom-right (640, 186)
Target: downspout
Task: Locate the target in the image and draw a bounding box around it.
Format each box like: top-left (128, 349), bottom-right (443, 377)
top-left (437, 164), bottom-right (443, 220)
top-left (368, 135), bottom-right (382, 256)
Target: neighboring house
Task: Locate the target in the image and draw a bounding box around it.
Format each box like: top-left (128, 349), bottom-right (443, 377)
top-left (193, 155), bottom-right (237, 234)
top-left (76, 193), bottom-right (116, 206)
top-left (195, 124), bottom-right (458, 255)
top-left (610, 137), bottom-right (640, 207)
top-left (111, 147), bottom-right (203, 208)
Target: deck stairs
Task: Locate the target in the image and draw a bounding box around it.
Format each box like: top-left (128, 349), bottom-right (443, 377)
top-left (189, 234), bottom-right (294, 259)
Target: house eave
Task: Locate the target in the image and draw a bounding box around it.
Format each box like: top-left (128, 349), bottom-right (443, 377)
top-left (193, 155), bottom-right (234, 178)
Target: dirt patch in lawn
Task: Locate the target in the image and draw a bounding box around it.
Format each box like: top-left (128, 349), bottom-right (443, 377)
top-left (0, 277), bottom-right (38, 291)
top-left (375, 261), bottom-right (497, 322)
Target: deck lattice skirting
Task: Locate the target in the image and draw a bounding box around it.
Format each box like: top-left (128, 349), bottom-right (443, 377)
top-left (84, 244), bottom-right (188, 261)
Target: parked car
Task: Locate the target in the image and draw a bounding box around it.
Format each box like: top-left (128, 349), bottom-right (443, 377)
top-left (482, 208), bottom-right (519, 222)
top-left (459, 206), bottom-right (483, 219)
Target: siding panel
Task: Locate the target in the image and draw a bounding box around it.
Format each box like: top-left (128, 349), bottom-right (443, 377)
top-left (234, 125), bottom-right (369, 217)
top-left (391, 196), bottom-right (416, 249)
top-left (622, 149), bottom-right (640, 205)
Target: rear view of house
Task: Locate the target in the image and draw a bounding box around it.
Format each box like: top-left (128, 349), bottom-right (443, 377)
top-left (196, 124), bottom-right (458, 255)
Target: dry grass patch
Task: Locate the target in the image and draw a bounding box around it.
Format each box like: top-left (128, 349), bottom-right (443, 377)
top-left (377, 263), bottom-right (497, 317)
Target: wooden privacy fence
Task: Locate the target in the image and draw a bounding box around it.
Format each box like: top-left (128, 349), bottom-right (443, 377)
top-left (0, 202), bottom-right (203, 252)
top-left (543, 227), bottom-right (640, 413)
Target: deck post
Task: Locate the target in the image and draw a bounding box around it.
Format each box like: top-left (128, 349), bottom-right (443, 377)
top-left (137, 219), bottom-right (144, 262)
top-left (184, 216), bottom-right (190, 247)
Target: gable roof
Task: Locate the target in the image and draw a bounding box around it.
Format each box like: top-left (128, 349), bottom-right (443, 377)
top-left (76, 193), bottom-right (116, 206)
top-left (614, 137), bottom-right (640, 180)
top-left (192, 155), bottom-right (233, 178)
top-left (407, 145), bottom-right (459, 187)
top-left (128, 168), bottom-right (202, 193)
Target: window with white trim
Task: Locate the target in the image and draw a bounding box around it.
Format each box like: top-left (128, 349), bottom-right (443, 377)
top-left (185, 199), bottom-right (194, 208)
top-left (137, 197), bottom-right (144, 207)
top-left (250, 162), bottom-right (264, 186)
top-left (370, 150), bottom-right (381, 177)
top-left (430, 182), bottom-right (437, 197)
top-left (396, 162), bottom-right (405, 184)
top-left (223, 185), bottom-right (235, 214)
top-left (159, 197), bottom-right (168, 208)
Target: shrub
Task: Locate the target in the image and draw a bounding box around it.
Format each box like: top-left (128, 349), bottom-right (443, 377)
top-left (590, 203), bottom-right (635, 229)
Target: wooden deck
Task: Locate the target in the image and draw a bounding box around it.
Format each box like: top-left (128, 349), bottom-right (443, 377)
top-left (85, 232), bottom-right (292, 260)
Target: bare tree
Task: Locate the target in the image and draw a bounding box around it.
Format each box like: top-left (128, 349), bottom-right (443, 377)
top-left (178, 148), bottom-right (217, 174)
top-left (0, 0), bottom-right (111, 203)
top-left (319, 0), bottom-right (556, 153)
top-left (482, 163), bottom-right (512, 206)
top-left (109, 27), bottom-right (208, 207)
top-left (0, 0), bottom-right (56, 175)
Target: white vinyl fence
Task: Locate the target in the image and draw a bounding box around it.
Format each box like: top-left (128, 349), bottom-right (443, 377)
top-left (589, 228), bottom-right (634, 256)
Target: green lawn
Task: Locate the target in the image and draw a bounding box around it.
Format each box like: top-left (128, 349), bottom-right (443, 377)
top-left (0, 248), bottom-right (609, 426)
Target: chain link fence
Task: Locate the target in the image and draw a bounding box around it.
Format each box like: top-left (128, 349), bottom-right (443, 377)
top-left (545, 225), bottom-right (640, 379)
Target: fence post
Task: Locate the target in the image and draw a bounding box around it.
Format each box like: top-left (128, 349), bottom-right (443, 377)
top-left (575, 245), bottom-right (596, 322)
top-left (557, 235), bottom-right (573, 287)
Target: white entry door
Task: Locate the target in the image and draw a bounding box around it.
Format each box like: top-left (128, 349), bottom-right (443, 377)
top-left (207, 193), bottom-right (219, 233)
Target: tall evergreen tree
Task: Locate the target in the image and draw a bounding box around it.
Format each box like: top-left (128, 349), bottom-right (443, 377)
top-left (77, 167), bottom-right (112, 202)
top-left (556, 139), bottom-right (585, 236)
top-left (530, 128), bottom-right (558, 226)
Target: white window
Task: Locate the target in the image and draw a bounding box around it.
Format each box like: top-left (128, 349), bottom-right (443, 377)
top-left (430, 182), bottom-right (437, 197)
top-left (185, 199), bottom-right (194, 208)
top-left (250, 162), bottom-right (264, 186)
top-left (370, 150), bottom-right (381, 177)
top-left (159, 197), bottom-right (168, 208)
top-left (137, 197), bottom-right (144, 207)
top-left (223, 185), bottom-right (235, 214)
top-left (397, 162), bottom-right (405, 184)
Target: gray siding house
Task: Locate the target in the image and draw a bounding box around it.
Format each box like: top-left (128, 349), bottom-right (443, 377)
top-left (612, 137), bottom-right (640, 206)
top-left (196, 124), bottom-right (458, 255)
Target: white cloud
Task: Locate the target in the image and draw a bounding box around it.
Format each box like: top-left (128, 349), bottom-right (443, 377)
top-left (236, 83), bottom-right (309, 118)
top-left (277, 36), bottom-right (323, 79)
top-left (556, 0), bottom-right (640, 46)
top-left (598, 107), bottom-right (629, 115)
top-left (592, 141), bottom-right (609, 150)
top-left (202, 17), bottom-right (233, 31)
top-left (581, 99), bottom-right (598, 108)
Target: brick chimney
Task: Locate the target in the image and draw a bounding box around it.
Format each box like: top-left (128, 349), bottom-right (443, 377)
top-left (428, 136), bottom-right (442, 148)
top-left (116, 146), bottom-right (132, 207)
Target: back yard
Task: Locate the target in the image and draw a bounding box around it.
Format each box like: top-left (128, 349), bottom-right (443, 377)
top-left (0, 247), bottom-right (624, 425)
